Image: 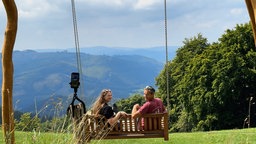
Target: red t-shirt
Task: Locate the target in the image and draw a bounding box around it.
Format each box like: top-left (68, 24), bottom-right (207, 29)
top-left (138, 98), bottom-right (165, 114)
top-left (137, 98), bottom-right (165, 130)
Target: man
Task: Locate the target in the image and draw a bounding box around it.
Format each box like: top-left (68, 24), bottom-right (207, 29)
top-left (132, 86), bottom-right (166, 119)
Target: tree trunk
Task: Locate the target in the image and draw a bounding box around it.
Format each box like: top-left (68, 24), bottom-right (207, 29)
top-left (1, 0), bottom-right (18, 143)
top-left (245, 0), bottom-right (256, 46)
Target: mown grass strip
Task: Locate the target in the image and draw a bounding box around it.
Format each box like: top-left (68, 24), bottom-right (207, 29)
top-left (0, 128), bottom-right (255, 144)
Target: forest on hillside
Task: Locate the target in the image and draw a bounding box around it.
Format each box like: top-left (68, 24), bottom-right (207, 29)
top-left (1, 23), bottom-right (256, 133)
top-left (155, 23), bottom-right (256, 132)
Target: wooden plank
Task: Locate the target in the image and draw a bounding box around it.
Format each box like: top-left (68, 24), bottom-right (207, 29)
top-left (86, 113), bottom-right (169, 141)
top-left (124, 118), bottom-right (128, 131)
top-left (163, 113), bottom-right (169, 141)
top-left (245, 0), bottom-right (256, 46)
top-left (144, 118), bottom-right (148, 131)
top-left (152, 117), bottom-right (156, 130)
top-left (134, 117), bottom-right (138, 131)
top-left (148, 117), bottom-right (152, 130)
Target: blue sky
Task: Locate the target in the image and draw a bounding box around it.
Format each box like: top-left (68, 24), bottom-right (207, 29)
top-left (0, 0), bottom-right (250, 51)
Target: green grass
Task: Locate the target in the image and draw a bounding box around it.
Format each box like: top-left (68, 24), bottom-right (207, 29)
top-left (168, 128), bottom-right (256, 144)
top-left (1, 128), bottom-right (256, 144)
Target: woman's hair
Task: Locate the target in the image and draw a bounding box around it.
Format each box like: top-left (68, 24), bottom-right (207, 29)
top-left (91, 89), bottom-right (111, 116)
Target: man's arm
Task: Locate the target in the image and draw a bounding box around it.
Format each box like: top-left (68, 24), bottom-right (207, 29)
top-left (131, 104), bottom-right (142, 119)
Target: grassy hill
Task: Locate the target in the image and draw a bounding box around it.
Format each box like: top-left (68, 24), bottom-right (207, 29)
top-left (1, 128), bottom-right (255, 144)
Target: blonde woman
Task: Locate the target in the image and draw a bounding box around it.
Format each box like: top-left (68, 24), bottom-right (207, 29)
top-left (91, 89), bottom-right (127, 126)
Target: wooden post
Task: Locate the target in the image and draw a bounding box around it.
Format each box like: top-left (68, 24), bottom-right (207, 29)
top-left (1, 0), bottom-right (18, 143)
top-left (245, 0), bottom-right (256, 46)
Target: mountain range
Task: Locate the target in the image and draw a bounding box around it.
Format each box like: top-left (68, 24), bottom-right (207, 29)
top-left (0, 46), bottom-right (177, 116)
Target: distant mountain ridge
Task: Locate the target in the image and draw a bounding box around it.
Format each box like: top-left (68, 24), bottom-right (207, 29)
top-left (0, 49), bottom-right (166, 115)
top-left (37, 46), bottom-right (178, 63)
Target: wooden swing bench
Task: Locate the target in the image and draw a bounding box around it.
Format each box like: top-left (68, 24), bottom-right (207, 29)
top-left (84, 112), bottom-right (169, 141)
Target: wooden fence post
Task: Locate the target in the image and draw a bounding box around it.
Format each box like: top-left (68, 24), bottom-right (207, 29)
top-left (245, 0), bottom-right (256, 46)
top-left (1, 0), bottom-right (18, 143)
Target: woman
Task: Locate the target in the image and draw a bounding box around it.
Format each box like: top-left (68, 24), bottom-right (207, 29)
top-left (91, 89), bottom-right (127, 126)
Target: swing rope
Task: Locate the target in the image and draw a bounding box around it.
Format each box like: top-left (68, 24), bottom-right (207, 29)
top-left (67, 0), bottom-right (86, 119)
top-left (164, 0), bottom-right (170, 111)
top-left (71, 0), bottom-right (85, 97)
top-left (68, 0), bottom-right (169, 115)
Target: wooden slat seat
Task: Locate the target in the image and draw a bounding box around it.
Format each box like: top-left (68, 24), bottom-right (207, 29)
top-left (84, 113), bottom-right (169, 141)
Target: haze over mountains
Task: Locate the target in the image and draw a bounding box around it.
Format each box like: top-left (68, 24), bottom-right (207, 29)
top-left (37, 46), bottom-right (178, 63)
top-left (0, 46), bottom-right (178, 115)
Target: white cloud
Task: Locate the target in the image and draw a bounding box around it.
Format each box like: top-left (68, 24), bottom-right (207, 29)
top-left (133, 0), bottom-right (161, 10)
top-left (0, 0), bottom-right (251, 50)
top-left (84, 0), bottom-right (132, 8)
top-left (16, 0), bottom-right (64, 19)
top-left (82, 0), bottom-right (162, 10)
top-left (230, 8), bottom-right (243, 15)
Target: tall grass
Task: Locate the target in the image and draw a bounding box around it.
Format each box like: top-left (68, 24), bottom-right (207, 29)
top-left (1, 127), bottom-right (256, 144)
top-left (2, 99), bottom-right (255, 143)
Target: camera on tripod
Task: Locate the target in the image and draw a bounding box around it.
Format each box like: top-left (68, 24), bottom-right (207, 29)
top-left (67, 72), bottom-right (86, 118)
top-left (70, 72), bottom-right (80, 89)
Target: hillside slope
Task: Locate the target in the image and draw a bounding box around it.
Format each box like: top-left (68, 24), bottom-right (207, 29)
top-left (0, 50), bottom-right (163, 114)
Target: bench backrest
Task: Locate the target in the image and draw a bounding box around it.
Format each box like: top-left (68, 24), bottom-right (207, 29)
top-left (84, 113), bottom-right (168, 140)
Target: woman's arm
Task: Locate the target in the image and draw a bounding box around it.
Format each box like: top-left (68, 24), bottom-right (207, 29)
top-left (108, 111), bottom-right (127, 126)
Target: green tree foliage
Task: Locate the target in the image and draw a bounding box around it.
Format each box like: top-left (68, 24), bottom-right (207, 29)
top-left (40, 117), bottom-right (71, 132)
top-left (0, 106), bottom-right (24, 124)
top-left (211, 23), bottom-right (256, 129)
top-left (15, 112), bottom-right (41, 131)
top-left (115, 94), bottom-right (145, 113)
top-left (1, 107), bottom-right (70, 132)
top-left (156, 23), bottom-right (256, 132)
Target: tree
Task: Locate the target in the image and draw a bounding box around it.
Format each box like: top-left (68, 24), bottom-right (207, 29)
top-left (156, 33), bottom-right (210, 131)
top-left (211, 23), bottom-right (256, 129)
top-left (156, 23), bottom-right (256, 132)
top-left (15, 113), bottom-right (41, 132)
top-left (115, 94), bottom-right (145, 113)
top-left (1, 0), bottom-right (18, 143)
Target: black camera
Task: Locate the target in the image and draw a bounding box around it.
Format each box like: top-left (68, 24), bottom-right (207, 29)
top-left (70, 72), bottom-right (80, 89)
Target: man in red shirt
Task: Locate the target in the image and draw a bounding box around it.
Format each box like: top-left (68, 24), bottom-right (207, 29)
top-left (132, 86), bottom-right (166, 119)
